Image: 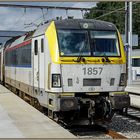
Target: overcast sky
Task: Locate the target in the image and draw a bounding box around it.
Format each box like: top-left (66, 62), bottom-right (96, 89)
top-left (0, 2), bottom-right (96, 31)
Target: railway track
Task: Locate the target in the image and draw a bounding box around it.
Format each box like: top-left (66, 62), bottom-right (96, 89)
top-left (65, 124), bottom-right (127, 139)
top-left (106, 130), bottom-right (127, 139)
top-left (119, 107), bottom-right (140, 122)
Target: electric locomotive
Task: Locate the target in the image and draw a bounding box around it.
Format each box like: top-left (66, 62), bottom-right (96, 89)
top-left (0, 19), bottom-right (130, 124)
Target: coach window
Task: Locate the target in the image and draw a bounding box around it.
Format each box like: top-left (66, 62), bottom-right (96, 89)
top-left (41, 38), bottom-right (44, 53)
top-left (132, 58), bottom-right (140, 67)
top-left (34, 40), bottom-right (38, 55)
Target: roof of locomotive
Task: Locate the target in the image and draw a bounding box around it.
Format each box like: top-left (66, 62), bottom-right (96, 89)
top-left (33, 19), bottom-right (117, 37)
top-left (33, 22), bottom-right (51, 37)
top-left (13, 19), bottom-right (117, 39)
top-left (4, 19), bottom-right (117, 49)
top-left (54, 19), bottom-right (117, 31)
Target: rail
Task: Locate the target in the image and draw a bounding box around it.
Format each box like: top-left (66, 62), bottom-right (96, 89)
top-left (106, 130), bottom-right (127, 139)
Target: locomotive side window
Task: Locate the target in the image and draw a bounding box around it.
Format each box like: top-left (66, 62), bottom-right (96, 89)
top-left (41, 39), bottom-right (44, 53)
top-left (34, 40), bottom-right (38, 55)
top-left (5, 50), bottom-right (16, 66)
top-left (16, 44), bottom-right (31, 67)
top-left (5, 42), bottom-right (31, 67)
top-left (5, 51), bottom-right (10, 66)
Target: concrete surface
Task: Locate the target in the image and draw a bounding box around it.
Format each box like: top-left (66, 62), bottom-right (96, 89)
top-left (0, 85), bottom-right (75, 138)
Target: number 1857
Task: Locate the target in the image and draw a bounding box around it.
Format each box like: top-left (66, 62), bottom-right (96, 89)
top-left (82, 67), bottom-right (103, 75)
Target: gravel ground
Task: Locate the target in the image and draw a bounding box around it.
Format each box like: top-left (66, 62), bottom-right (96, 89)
top-left (109, 113), bottom-right (140, 138)
top-left (74, 112), bottom-right (140, 139)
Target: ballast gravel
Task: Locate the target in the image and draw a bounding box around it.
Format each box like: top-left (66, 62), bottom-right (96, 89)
top-left (109, 113), bottom-right (140, 138)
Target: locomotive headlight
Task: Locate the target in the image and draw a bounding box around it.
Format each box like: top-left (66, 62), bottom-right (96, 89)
top-left (52, 74), bottom-right (61, 88)
top-left (119, 73), bottom-right (126, 86)
top-left (62, 100), bottom-right (74, 108)
top-left (60, 98), bottom-right (78, 111)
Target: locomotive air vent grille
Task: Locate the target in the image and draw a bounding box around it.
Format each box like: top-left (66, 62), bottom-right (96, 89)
top-left (83, 78), bottom-right (101, 86)
top-left (110, 78), bottom-right (115, 86)
top-left (68, 79), bottom-right (73, 86)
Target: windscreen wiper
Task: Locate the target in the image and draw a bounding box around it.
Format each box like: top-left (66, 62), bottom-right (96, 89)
top-left (75, 38), bottom-right (89, 63)
top-left (76, 56), bottom-right (86, 63)
top-left (101, 56), bottom-right (111, 63)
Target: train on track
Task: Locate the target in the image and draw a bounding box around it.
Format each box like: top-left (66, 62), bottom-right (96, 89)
top-left (132, 52), bottom-right (140, 81)
top-left (125, 49), bottom-right (140, 109)
top-left (0, 19), bottom-right (130, 125)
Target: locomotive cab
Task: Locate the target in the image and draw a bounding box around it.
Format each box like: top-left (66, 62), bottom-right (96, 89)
top-left (44, 19), bottom-right (130, 124)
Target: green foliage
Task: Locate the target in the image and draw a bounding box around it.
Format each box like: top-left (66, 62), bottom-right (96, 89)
top-left (85, 2), bottom-right (125, 33)
top-left (85, 2), bottom-right (140, 47)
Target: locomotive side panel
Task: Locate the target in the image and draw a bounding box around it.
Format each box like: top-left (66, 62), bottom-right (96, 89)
top-left (4, 37), bottom-right (33, 97)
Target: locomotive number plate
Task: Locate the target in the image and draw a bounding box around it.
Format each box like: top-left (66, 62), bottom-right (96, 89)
top-left (82, 67), bottom-right (103, 75)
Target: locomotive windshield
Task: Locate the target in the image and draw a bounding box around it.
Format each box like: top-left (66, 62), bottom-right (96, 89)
top-left (90, 31), bottom-right (120, 56)
top-left (57, 30), bottom-right (90, 56)
top-left (57, 30), bottom-right (120, 57)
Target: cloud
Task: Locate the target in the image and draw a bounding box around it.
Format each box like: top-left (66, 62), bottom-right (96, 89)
top-left (72, 2), bottom-right (96, 8)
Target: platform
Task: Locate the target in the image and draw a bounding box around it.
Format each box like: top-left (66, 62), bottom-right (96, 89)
top-left (0, 84), bottom-right (75, 138)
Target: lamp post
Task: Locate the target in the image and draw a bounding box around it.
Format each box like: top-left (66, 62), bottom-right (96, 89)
top-left (125, 2), bottom-right (132, 85)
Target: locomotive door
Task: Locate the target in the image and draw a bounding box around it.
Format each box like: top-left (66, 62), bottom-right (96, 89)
top-left (33, 36), bottom-right (45, 94)
top-left (38, 37), bottom-right (45, 93)
top-left (33, 39), bottom-right (39, 92)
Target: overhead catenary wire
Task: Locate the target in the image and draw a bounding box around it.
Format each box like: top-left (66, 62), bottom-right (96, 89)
top-left (31, 1), bottom-right (139, 26)
top-left (0, 3), bottom-right (91, 11)
top-left (7, 2), bottom-right (140, 31)
top-left (21, 5), bottom-right (59, 30)
top-left (24, 2), bottom-right (133, 30)
top-left (24, 8), bottom-right (27, 26)
top-left (22, 3), bottom-right (66, 29)
top-left (21, 9), bottom-right (48, 30)
top-left (0, 2), bottom-right (92, 31)
top-left (94, 1), bottom-right (139, 20)
top-left (13, 11), bottom-right (25, 26)
top-left (23, 3), bottom-right (71, 29)
top-left (23, 2), bottom-right (139, 30)
top-left (41, 8), bottom-right (46, 23)
top-left (26, 9), bottom-right (49, 26)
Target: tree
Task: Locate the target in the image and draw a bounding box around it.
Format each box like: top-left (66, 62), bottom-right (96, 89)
top-left (85, 2), bottom-right (140, 48)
